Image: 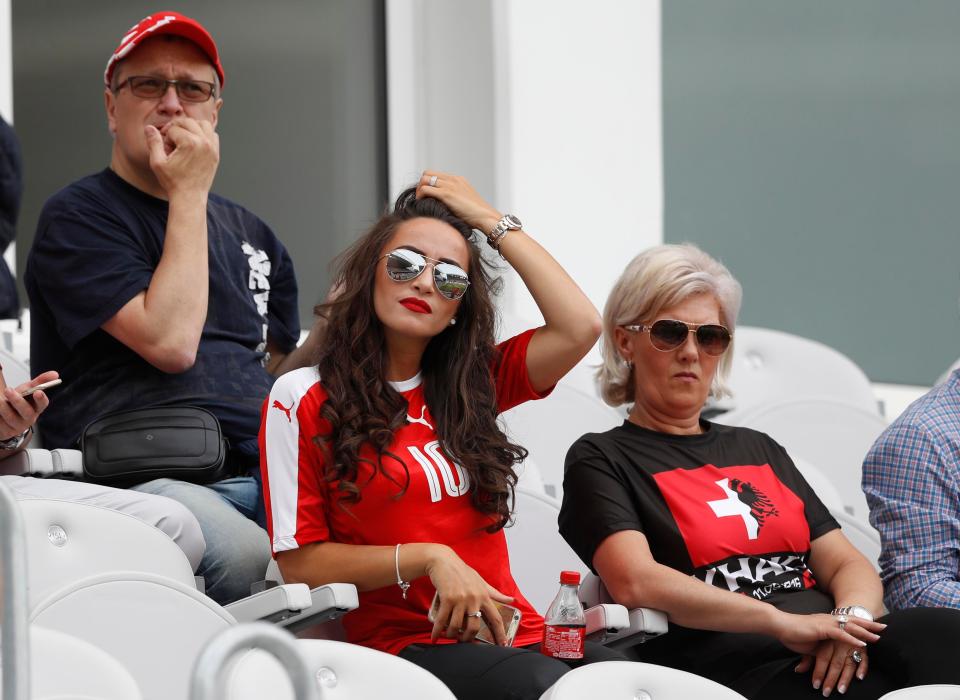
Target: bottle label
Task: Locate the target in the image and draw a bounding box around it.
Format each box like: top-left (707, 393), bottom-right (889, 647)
top-left (542, 624), bottom-right (585, 659)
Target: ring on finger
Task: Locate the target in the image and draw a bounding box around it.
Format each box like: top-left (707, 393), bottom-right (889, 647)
top-left (429, 175), bottom-right (438, 187)
top-left (836, 613), bottom-right (848, 632)
top-left (851, 650), bottom-right (863, 665)
top-left (466, 611), bottom-right (482, 618)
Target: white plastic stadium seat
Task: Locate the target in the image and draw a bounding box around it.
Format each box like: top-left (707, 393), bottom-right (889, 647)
top-left (0, 346), bottom-right (31, 388)
top-left (5, 626), bottom-right (143, 699)
top-left (20, 495), bottom-right (352, 700)
top-left (18, 498), bottom-right (198, 608)
top-left (31, 571), bottom-right (237, 700)
top-left (224, 635), bottom-right (458, 699)
top-left (0, 480), bottom-right (143, 700)
top-left (706, 326), bottom-right (880, 418)
top-left (18, 495), bottom-right (336, 627)
top-left (506, 486), bottom-right (663, 644)
top-left (506, 487), bottom-right (589, 613)
top-left (501, 384), bottom-right (623, 500)
top-left (792, 456), bottom-right (845, 512)
top-left (717, 396), bottom-right (888, 519)
top-left (879, 686), bottom-right (960, 700)
top-left (191, 622), bottom-right (320, 700)
top-left (537, 661), bottom-right (749, 700)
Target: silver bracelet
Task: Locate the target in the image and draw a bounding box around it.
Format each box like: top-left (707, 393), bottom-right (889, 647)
top-left (394, 543), bottom-right (410, 599)
top-left (831, 605), bottom-right (874, 622)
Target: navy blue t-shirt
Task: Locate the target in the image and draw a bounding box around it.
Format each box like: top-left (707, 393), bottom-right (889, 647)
top-left (25, 168), bottom-right (300, 454)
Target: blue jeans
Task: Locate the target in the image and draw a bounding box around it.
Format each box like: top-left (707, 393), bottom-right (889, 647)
top-left (132, 472), bottom-right (270, 605)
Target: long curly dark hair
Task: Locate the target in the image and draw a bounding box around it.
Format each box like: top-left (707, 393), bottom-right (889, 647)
top-left (314, 187), bottom-right (528, 531)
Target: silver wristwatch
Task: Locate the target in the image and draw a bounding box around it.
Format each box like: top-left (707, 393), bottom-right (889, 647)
top-left (831, 605), bottom-right (874, 622)
top-left (488, 214), bottom-right (522, 250)
top-left (0, 426), bottom-right (31, 451)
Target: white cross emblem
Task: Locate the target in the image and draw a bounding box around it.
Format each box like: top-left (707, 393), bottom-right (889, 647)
top-left (706, 478), bottom-right (759, 540)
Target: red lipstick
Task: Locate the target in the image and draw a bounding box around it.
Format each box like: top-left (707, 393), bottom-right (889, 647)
top-left (400, 297), bottom-right (432, 314)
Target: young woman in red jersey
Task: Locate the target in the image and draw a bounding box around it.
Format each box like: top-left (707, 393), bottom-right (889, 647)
top-left (260, 172), bottom-right (620, 699)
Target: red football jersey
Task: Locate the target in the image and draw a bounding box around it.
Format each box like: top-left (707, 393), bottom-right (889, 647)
top-left (260, 329), bottom-right (549, 654)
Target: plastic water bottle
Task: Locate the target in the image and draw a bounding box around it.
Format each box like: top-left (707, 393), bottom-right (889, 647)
top-left (541, 570), bottom-right (585, 661)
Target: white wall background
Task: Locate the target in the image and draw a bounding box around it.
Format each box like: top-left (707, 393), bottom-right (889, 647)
top-left (387, 0), bottom-right (663, 367)
top-left (0, 0), bottom-right (10, 123)
top-left (0, 0), bottom-right (14, 276)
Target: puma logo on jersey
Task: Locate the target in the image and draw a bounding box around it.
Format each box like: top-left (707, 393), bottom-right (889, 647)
top-left (406, 405), bottom-right (434, 431)
top-left (272, 399), bottom-right (293, 422)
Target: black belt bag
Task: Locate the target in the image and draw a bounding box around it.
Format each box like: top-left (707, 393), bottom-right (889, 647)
top-left (81, 406), bottom-right (230, 488)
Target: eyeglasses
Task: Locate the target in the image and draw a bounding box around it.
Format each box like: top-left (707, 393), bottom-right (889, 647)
top-left (382, 248), bottom-right (470, 301)
top-left (115, 75), bottom-right (216, 103)
top-left (623, 319), bottom-right (732, 356)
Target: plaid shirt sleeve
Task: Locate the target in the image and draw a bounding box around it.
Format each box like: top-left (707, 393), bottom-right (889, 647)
top-left (863, 417), bottom-right (960, 610)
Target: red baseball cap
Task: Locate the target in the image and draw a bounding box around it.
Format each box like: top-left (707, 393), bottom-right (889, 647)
top-left (104, 11), bottom-right (225, 89)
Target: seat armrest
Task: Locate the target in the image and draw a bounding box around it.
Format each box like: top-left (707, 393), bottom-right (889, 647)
top-left (597, 607), bottom-right (669, 648)
top-left (225, 583), bottom-right (313, 624)
top-left (584, 603), bottom-right (629, 641)
top-left (0, 448), bottom-right (54, 476)
top-left (51, 448), bottom-right (84, 476)
top-left (579, 571), bottom-right (669, 645)
top-left (272, 582), bottom-right (360, 634)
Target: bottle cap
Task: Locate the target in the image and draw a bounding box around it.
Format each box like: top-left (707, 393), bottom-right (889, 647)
top-left (559, 570), bottom-right (580, 585)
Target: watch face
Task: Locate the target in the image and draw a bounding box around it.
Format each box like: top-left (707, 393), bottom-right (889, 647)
top-left (504, 215), bottom-right (522, 229)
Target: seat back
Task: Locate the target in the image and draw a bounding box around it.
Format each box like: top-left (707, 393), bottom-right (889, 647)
top-left (538, 660), bottom-right (749, 699)
top-left (792, 456), bottom-right (846, 512)
top-left (227, 638), bottom-right (457, 699)
top-left (192, 622), bottom-right (318, 700)
top-left (708, 327), bottom-right (879, 417)
top-left (831, 508), bottom-right (881, 572)
top-left (878, 686), bottom-right (960, 700)
top-left (18, 498), bottom-right (197, 609)
top-left (718, 397), bottom-right (888, 519)
top-left (501, 384), bottom-right (623, 500)
top-left (504, 487), bottom-right (588, 614)
top-left (31, 572), bottom-right (235, 700)
top-left (0, 347), bottom-right (30, 389)
top-left (14, 626), bottom-right (143, 700)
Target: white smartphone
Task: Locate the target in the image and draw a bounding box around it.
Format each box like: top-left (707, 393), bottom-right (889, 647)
top-left (427, 591), bottom-right (522, 646)
top-left (19, 378), bottom-right (63, 397)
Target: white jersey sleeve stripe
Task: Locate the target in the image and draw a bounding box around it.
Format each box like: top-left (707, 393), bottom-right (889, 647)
top-left (264, 365), bottom-right (320, 554)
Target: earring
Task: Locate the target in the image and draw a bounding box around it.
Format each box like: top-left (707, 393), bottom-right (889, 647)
top-left (621, 356), bottom-right (633, 368)
top-left (449, 317), bottom-right (457, 326)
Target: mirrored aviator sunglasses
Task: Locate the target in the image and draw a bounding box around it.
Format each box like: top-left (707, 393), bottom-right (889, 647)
top-left (624, 319), bottom-right (732, 356)
top-left (383, 249), bottom-right (470, 301)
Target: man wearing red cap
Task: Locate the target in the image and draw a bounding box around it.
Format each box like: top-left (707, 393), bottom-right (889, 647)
top-left (25, 12), bottom-right (322, 604)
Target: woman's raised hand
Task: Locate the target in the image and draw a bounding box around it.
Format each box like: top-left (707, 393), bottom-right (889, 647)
top-left (417, 171), bottom-right (502, 235)
top-left (425, 545), bottom-right (515, 646)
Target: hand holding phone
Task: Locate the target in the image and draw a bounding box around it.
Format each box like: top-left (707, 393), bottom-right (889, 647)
top-left (20, 378), bottom-right (63, 397)
top-left (428, 591), bottom-right (522, 646)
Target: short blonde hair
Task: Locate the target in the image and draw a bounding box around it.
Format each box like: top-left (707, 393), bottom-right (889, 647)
top-left (598, 243), bottom-right (743, 407)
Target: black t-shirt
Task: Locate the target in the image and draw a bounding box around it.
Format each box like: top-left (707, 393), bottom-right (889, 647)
top-left (25, 169), bottom-right (300, 453)
top-left (559, 420), bottom-right (841, 694)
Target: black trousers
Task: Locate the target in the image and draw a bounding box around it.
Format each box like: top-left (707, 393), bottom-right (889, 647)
top-left (399, 640), bottom-right (625, 700)
top-left (628, 607), bottom-right (960, 699)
